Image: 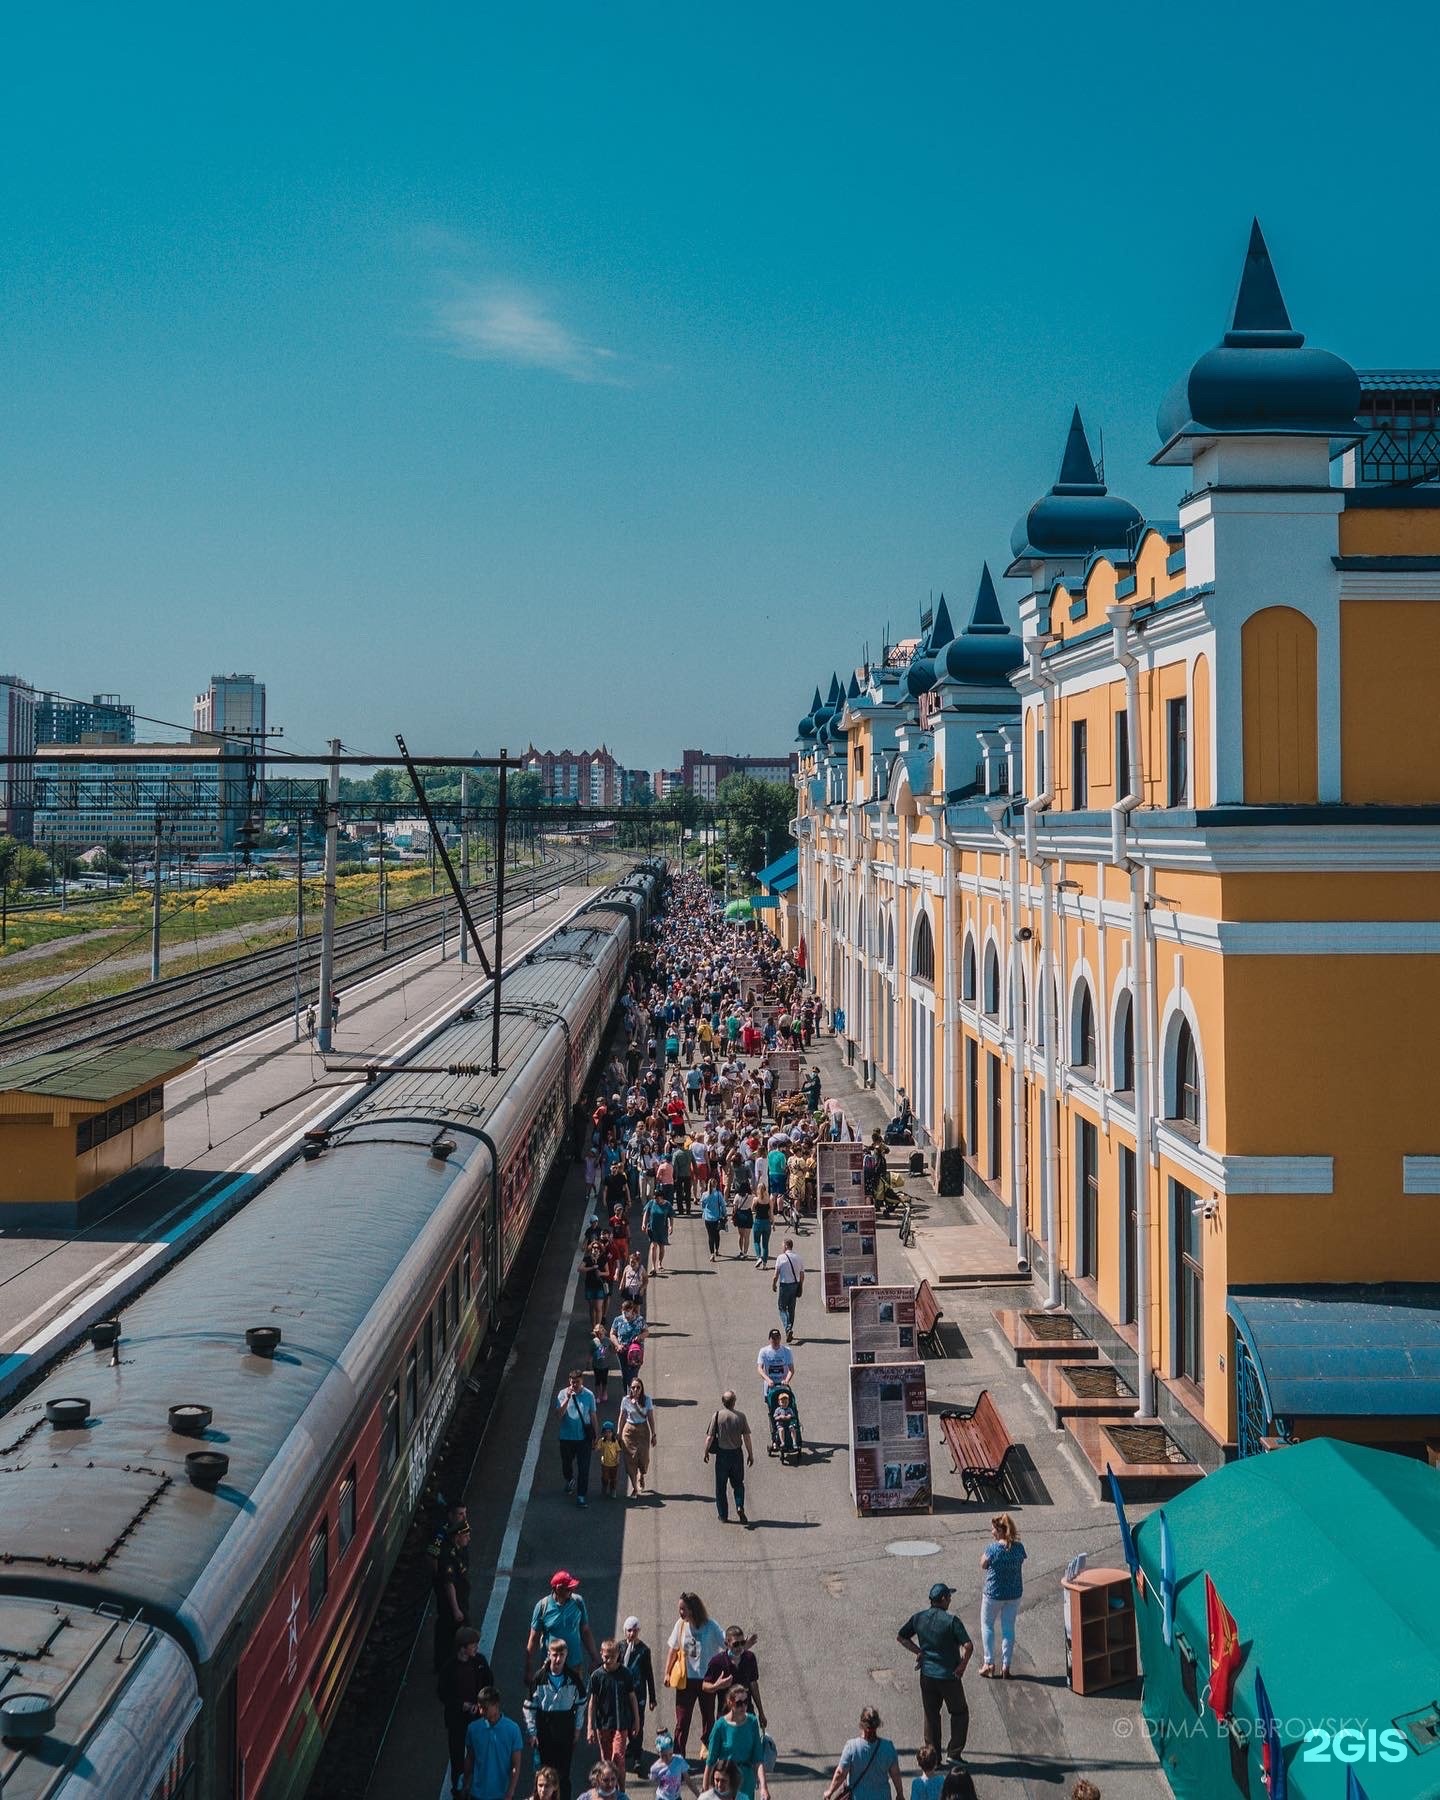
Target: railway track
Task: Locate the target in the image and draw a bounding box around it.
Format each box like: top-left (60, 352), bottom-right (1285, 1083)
top-left (0, 855), bottom-right (593, 1063)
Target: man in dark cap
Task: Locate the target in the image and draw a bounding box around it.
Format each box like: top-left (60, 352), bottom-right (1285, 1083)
top-left (896, 1581), bottom-right (974, 1764)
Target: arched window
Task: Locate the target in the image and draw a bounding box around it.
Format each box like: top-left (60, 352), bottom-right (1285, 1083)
top-left (1171, 1017), bottom-right (1201, 1130)
top-left (885, 915), bottom-right (895, 970)
top-left (821, 883), bottom-right (829, 931)
top-left (1114, 990), bottom-right (1135, 1092)
top-left (912, 912), bottom-right (935, 984)
top-left (857, 901), bottom-right (866, 958)
top-left (982, 943), bottom-right (1000, 1017)
top-left (961, 935), bottom-right (977, 1003)
top-left (1071, 982), bottom-right (1096, 1071)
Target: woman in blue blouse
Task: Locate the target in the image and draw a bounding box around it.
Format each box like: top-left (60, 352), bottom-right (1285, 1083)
top-left (977, 1512), bottom-right (1026, 1678)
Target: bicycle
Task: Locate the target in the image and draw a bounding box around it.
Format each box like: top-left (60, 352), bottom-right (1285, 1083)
top-left (897, 1196), bottom-right (915, 1248)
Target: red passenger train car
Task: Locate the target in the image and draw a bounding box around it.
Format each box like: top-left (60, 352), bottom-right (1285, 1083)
top-left (0, 867), bottom-right (663, 1800)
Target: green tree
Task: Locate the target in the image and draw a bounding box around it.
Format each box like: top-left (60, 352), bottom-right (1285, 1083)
top-left (714, 774), bottom-right (796, 883)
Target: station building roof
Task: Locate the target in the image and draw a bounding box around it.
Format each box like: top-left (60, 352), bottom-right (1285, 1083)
top-left (0, 1046), bottom-right (196, 1112)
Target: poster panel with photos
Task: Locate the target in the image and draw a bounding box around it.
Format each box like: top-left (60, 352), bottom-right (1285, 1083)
top-left (822, 1203), bottom-right (879, 1310)
top-left (848, 1361), bottom-right (933, 1515)
top-left (768, 1049), bottom-right (805, 1096)
top-left (816, 1141), bottom-right (867, 1209)
top-left (849, 1285), bottom-right (921, 1364)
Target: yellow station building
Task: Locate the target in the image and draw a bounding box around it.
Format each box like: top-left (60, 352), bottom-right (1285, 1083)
top-left (792, 225), bottom-right (1440, 1464)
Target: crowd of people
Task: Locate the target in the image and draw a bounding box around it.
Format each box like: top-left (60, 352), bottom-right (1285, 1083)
top-left (432, 871), bottom-right (1108, 1800)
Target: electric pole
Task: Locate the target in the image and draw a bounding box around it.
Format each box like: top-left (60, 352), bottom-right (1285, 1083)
top-left (317, 739), bottom-right (341, 1053)
top-left (459, 766), bottom-right (470, 965)
top-left (150, 815), bottom-right (163, 982)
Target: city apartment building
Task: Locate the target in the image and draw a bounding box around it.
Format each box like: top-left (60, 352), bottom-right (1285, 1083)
top-left (33, 743), bottom-right (237, 856)
top-left (523, 744), bottom-right (622, 807)
top-left (793, 227), bottom-right (1440, 1464)
top-left (680, 747), bottom-right (798, 799)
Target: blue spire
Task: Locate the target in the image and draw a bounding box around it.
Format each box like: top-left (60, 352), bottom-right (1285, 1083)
top-left (809, 686), bottom-right (823, 714)
top-left (969, 562), bottom-right (1004, 631)
top-left (930, 595), bottom-right (955, 651)
top-left (846, 671), bottom-right (861, 700)
top-left (1229, 218), bottom-right (1296, 338)
top-left (827, 672), bottom-right (842, 707)
top-left (1056, 406), bottom-right (1103, 492)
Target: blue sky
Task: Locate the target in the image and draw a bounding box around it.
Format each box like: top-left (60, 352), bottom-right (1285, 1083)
top-left (1, 0), bottom-right (1433, 771)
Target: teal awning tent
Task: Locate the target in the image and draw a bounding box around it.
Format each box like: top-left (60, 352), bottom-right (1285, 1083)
top-left (1132, 1439), bottom-right (1440, 1798)
top-left (754, 849), bottom-right (798, 895)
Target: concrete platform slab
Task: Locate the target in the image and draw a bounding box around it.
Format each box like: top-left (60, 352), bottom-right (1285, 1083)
top-left (911, 1224), bottom-right (1033, 1290)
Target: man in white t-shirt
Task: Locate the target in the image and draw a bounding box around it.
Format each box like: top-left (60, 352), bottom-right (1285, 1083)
top-left (756, 1328), bottom-right (795, 1399)
top-left (771, 1240), bottom-right (805, 1344)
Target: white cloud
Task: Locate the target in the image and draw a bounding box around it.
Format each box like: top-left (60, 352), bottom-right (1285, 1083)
top-left (430, 282), bottom-right (625, 385)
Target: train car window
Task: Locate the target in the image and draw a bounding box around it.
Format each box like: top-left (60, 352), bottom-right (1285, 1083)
top-left (462, 1244), bottom-right (472, 1303)
top-left (308, 1521), bottom-right (329, 1621)
top-left (76, 1120), bottom-right (92, 1154)
top-left (437, 1291), bottom-right (449, 1355)
top-left (382, 1382), bottom-right (400, 1472)
top-left (338, 1468), bottom-right (357, 1554)
top-left (424, 1317), bottom-right (435, 1387)
top-left (449, 1266), bottom-right (461, 1329)
top-left (123, 1099), bottom-right (137, 1130)
top-left (405, 1348), bottom-right (418, 1431)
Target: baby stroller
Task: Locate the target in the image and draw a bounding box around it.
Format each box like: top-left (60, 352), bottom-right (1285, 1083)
top-left (765, 1384), bottom-right (803, 1464)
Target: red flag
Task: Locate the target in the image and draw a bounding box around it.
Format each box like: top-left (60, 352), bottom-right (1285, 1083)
top-left (1205, 1573), bottom-right (1241, 1722)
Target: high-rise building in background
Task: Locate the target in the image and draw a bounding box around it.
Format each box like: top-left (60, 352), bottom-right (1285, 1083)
top-left (0, 675), bottom-right (36, 842)
top-left (35, 692), bottom-right (136, 746)
top-left (653, 769), bottom-right (684, 800)
top-left (680, 748), bottom-right (798, 800)
top-left (193, 672), bottom-right (266, 823)
top-left (621, 769), bottom-right (652, 805)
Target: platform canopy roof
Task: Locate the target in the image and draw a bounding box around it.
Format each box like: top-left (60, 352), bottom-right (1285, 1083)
top-left (754, 848), bottom-right (798, 894)
top-left (1228, 1285), bottom-right (1440, 1419)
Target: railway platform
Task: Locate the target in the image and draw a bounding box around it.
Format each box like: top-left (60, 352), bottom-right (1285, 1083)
top-left (0, 870), bottom-right (617, 1405)
top-left (362, 1032), bottom-right (1167, 1800)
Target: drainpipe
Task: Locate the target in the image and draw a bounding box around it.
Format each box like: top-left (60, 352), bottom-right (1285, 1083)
top-left (1107, 603), bottom-right (1155, 1417)
top-left (1023, 638), bottom-right (1062, 1306)
top-left (987, 795), bottom-right (1029, 1267)
top-left (1022, 636), bottom-right (1057, 865)
top-left (937, 806), bottom-right (959, 1153)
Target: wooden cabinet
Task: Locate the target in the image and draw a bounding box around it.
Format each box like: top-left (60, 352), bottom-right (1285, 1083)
top-left (1063, 1566), bottom-right (1137, 1694)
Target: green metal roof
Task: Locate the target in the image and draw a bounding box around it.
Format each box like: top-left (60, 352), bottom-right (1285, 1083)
top-left (1133, 1438), bottom-right (1440, 1796)
top-left (0, 1046), bottom-right (195, 1103)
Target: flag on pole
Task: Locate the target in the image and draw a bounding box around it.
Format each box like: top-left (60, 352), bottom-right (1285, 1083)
top-left (1158, 1509), bottom-right (1176, 1647)
top-left (1106, 1464), bottom-right (1138, 1579)
top-left (1204, 1573), bottom-right (1242, 1722)
top-left (1254, 1671), bottom-right (1287, 1800)
top-left (1345, 1771), bottom-right (1370, 1800)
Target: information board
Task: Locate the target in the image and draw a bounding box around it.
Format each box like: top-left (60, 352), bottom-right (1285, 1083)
top-left (822, 1203), bottom-right (878, 1310)
top-left (848, 1361), bottom-right (933, 1515)
top-left (849, 1285), bottom-right (921, 1364)
top-left (767, 1049), bottom-right (805, 1097)
top-left (816, 1141), bottom-right (867, 1209)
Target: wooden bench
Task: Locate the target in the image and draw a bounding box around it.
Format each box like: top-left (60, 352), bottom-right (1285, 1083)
top-left (939, 1389), bottom-right (1019, 1502)
top-left (914, 1279), bottom-right (945, 1358)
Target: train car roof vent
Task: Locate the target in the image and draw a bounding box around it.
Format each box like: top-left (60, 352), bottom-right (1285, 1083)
top-left (186, 1450), bottom-right (229, 1491)
top-left (2, 1692), bottom-right (57, 1742)
top-left (168, 1403), bottom-right (213, 1437)
top-left (301, 1127), bottom-right (330, 1161)
top-left (430, 1135), bottom-right (457, 1160)
top-left (91, 1318), bottom-right (121, 1349)
top-left (245, 1326), bottom-right (282, 1358)
top-left (46, 1397), bottom-right (90, 1430)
